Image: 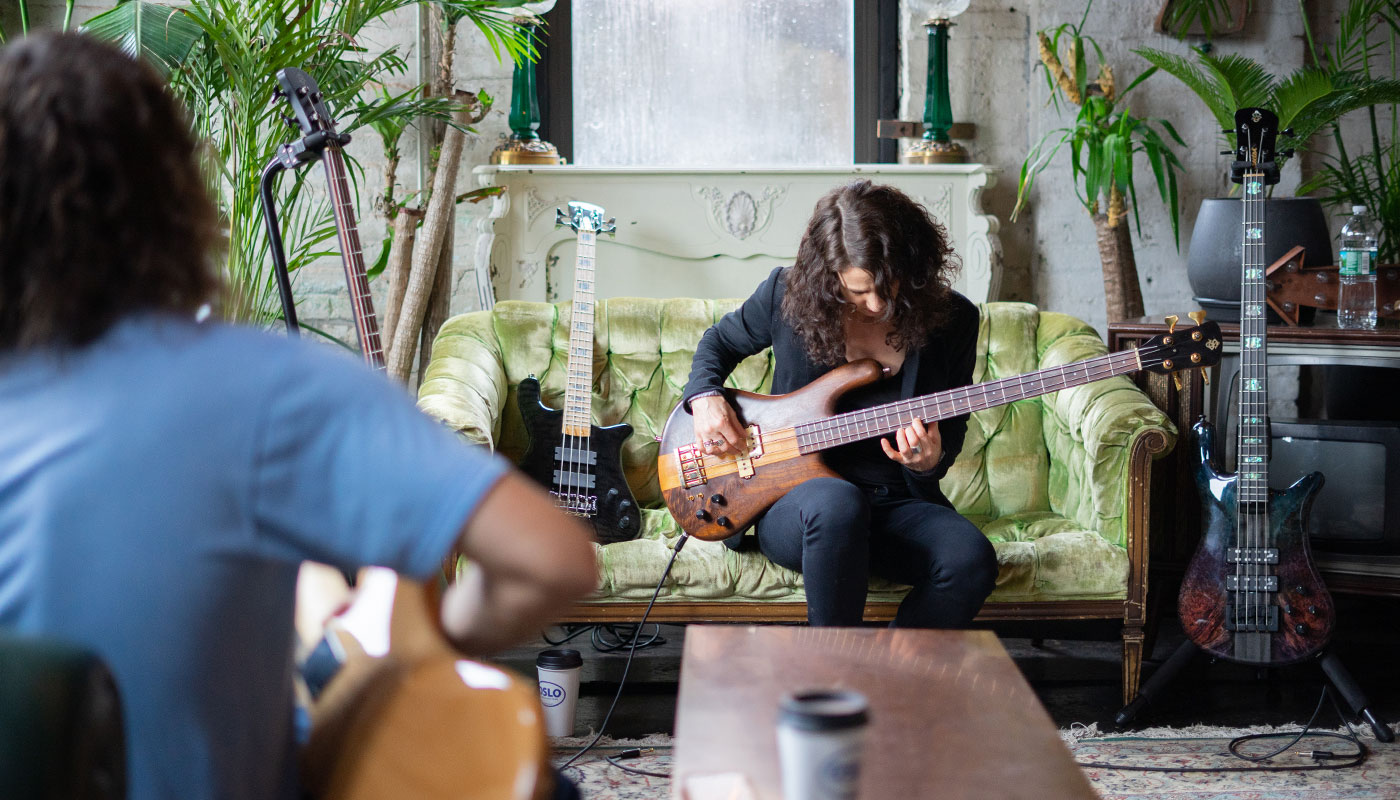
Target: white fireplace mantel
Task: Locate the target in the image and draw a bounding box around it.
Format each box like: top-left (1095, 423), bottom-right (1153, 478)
top-left (470, 165), bottom-right (1002, 308)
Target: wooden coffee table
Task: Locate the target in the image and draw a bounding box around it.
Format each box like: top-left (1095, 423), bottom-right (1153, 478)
top-left (672, 626), bottom-right (1095, 800)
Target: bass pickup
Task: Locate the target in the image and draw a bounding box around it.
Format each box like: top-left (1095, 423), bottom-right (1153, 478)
top-left (1227, 547), bottom-right (1279, 565)
top-left (1226, 575), bottom-right (1279, 592)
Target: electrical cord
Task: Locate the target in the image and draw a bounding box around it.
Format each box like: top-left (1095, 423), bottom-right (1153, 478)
top-left (543, 623), bottom-right (668, 652)
top-left (592, 623), bottom-right (666, 652)
top-left (1077, 685), bottom-right (1370, 773)
top-left (605, 747), bottom-right (669, 778)
top-left (559, 534), bottom-right (689, 774)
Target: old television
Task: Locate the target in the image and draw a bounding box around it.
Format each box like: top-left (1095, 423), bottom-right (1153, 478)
top-left (1216, 361), bottom-right (1400, 579)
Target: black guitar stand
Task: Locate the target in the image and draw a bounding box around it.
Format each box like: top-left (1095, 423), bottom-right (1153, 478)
top-left (1115, 639), bottom-right (1395, 742)
top-left (258, 116), bottom-right (352, 335)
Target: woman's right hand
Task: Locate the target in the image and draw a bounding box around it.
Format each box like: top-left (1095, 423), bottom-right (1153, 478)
top-left (691, 394), bottom-right (748, 457)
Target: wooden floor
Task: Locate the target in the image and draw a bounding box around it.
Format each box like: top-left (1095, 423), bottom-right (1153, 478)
top-left (489, 593), bottom-right (1400, 738)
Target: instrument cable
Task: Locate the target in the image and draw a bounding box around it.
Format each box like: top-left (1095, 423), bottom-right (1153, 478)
top-left (1076, 685), bottom-right (1371, 773)
top-left (559, 533), bottom-right (689, 774)
top-left (544, 622), bottom-right (669, 653)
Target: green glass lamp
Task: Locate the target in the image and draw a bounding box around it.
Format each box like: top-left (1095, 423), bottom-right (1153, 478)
top-left (491, 2), bottom-right (562, 165)
top-left (903, 0), bottom-right (971, 164)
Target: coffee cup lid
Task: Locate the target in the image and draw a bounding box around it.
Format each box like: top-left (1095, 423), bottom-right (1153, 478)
top-left (779, 689), bottom-right (869, 732)
top-left (536, 648), bottom-right (583, 670)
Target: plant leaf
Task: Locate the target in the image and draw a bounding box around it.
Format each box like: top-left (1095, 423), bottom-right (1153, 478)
top-left (81, 1), bottom-right (204, 77)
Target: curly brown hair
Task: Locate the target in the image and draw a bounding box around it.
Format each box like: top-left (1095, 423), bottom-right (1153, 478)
top-left (0, 33), bottom-right (219, 351)
top-left (780, 180), bottom-right (961, 366)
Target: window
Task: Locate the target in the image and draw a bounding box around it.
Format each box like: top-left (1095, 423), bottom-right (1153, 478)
top-left (538, 0), bottom-right (897, 166)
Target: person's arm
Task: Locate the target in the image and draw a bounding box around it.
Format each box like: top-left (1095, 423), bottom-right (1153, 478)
top-left (438, 471), bottom-right (596, 656)
top-left (681, 267), bottom-right (783, 411)
top-left (904, 301), bottom-right (979, 496)
top-left (682, 268), bottom-right (784, 455)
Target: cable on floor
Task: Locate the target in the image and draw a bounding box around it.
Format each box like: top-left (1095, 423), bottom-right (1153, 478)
top-left (559, 534), bottom-right (689, 775)
top-left (1076, 686), bottom-right (1370, 774)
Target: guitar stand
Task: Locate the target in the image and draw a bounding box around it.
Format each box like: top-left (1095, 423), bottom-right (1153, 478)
top-left (1114, 640), bottom-right (1395, 742)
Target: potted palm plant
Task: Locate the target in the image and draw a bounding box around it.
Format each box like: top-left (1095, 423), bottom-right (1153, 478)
top-left (1136, 0), bottom-right (1400, 317)
top-left (74, 0), bottom-right (530, 333)
top-left (1014, 3), bottom-right (1187, 323)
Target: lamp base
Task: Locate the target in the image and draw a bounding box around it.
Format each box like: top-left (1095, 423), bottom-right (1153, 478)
top-left (900, 138), bottom-right (969, 164)
top-left (490, 136), bottom-right (563, 165)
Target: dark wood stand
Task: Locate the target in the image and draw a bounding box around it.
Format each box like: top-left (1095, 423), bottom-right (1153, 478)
top-left (1107, 316), bottom-right (1400, 598)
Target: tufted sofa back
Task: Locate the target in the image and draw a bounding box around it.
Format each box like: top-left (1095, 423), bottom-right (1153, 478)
top-left (418, 299), bottom-right (1156, 547)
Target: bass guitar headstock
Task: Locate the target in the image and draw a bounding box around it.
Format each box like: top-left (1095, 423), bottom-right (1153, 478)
top-left (272, 67), bottom-right (350, 169)
top-left (555, 201), bottom-right (616, 236)
top-left (1139, 311), bottom-right (1224, 389)
top-left (1224, 107), bottom-right (1292, 187)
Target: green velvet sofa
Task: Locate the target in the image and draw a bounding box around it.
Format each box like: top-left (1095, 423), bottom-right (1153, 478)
top-left (418, 300), bottom-right (1176, 703)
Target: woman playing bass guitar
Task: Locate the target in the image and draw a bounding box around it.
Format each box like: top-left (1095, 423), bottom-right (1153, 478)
top-left (682, 180), bottom-right (997, 628)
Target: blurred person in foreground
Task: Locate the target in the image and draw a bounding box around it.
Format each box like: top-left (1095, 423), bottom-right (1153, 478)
top-left (0, 32), bottom-right (595, 799)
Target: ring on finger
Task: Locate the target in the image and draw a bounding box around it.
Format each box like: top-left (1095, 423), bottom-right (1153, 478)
top-left (910, 445), bottom-right (922, 455)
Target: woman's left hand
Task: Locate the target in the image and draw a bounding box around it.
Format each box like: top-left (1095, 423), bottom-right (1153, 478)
top-left (880, 417), bottom-right (942, 473)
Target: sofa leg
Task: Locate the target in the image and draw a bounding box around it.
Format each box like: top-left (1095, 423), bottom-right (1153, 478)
top-left (1121, 624), bottom-right (1145, 707)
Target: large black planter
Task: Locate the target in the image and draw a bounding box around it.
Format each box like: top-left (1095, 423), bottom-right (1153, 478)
top-left (1186, 197), bottom-right (1333, 321)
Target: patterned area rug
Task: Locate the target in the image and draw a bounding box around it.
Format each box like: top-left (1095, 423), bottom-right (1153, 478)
top-left (552, 735), bottom-right (673, 800)
top-left (553, 725), bottom-right (1400, 800)
top-left (1064, 723), bottom-right (1400, 800)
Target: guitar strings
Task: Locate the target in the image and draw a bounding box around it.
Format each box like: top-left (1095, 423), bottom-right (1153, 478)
top-left (559, 222), bottom-right (598, 515)
top-left (691, 350), bottom-right (1167, 477)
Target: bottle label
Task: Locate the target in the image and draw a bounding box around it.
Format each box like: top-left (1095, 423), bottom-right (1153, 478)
top-left (1340, 248), bottom-right (1374, 277)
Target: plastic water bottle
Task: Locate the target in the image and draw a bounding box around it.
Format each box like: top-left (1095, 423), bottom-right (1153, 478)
top-left (1338, 205), bottom-right (1380, 330)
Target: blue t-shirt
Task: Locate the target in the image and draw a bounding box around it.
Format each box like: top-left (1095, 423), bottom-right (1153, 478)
top-left (0, 315), bottom-right (509, 800)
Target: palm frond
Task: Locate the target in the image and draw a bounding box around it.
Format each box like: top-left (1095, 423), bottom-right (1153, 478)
top-left (80, 2), bottom-right (204, 77)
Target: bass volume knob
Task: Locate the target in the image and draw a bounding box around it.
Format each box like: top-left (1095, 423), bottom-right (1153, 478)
top-left (695, 509), bottom-right (711, 522)
top-left (716, 516), bottom-right (732, 528)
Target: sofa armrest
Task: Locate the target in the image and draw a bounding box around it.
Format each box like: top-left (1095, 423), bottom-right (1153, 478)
top-left (417, 311), bottom-right (509, 449)
top-left (1035, 313), bottom-right (1178, 548)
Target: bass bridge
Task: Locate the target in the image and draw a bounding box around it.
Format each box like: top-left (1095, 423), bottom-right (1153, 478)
top-left (678, 424), bottom-right (764, 489)
top-left (550, 491), bottom-right (597, 517)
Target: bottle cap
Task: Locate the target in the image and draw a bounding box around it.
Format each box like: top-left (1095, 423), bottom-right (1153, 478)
top-left (778, 689), bottom-right (870, 731)
top-left (1353, 205), bottom-right (1367, 214)
top-left (536, 648), bottom-right (583, 670)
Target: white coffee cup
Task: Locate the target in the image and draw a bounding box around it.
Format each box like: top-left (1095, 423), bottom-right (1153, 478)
top-left (776, 689), bottom-right (869, 800)
top-left (535, 648), bottom-right (583, 737)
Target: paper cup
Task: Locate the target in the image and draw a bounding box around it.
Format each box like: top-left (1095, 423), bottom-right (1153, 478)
top-left (777, 689), bottom-right (869, 800)
top-left (536, 648), bottom-right (583, 737)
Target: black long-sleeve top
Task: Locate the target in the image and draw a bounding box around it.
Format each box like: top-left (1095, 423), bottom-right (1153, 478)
top-left (681, 266), bottom-right (980, 508)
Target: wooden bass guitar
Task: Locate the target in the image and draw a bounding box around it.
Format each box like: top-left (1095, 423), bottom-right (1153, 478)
top-left (659, 321), bottom-right (1222, 541)
top-left (517, 202), bottom-right (641, 543)
top-left (276, 69), bottom-right (554, 800)
top-left (1178, 108), bottom-right (1335, 665)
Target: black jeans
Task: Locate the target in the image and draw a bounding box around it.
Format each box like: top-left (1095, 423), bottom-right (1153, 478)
top-left (754, 477), bottom-right (997, 627)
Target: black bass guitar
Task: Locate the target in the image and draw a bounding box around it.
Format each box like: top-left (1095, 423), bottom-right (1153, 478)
top-left (517, 202), bottom-right (641, 543)
top-left (1178, 108), bottom-right (1334, 665)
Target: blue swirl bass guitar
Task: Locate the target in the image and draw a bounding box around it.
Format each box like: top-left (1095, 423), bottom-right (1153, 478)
top-left (1178, 108), bottom-right (1334, 666)
top-left (517, 202), bottom-right (642, 543)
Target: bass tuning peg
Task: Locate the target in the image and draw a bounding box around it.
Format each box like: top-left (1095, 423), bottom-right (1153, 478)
top-left (1199, 366), bottom-right (1211, 385)
top-left (1164, 314), bottom-right (1179, 334)
top-left (1188, 310), bottom-right (1207, 326)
